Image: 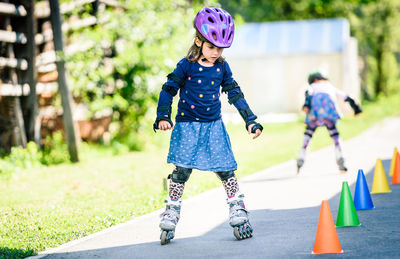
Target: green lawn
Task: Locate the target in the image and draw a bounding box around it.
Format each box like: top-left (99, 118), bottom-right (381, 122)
top-left (1, 94), bottom-right (399, 258)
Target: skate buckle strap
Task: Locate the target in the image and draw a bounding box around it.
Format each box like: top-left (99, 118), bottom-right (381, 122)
top-left (230, 202), bottom-right (249, 215)
top-left (164, 198), bottom-right (182, 206)
top-left (160, 207), bottom-right (180, 220)
top-left (226, 193), bottom-right (245, 204)
top-left (230, 205), bottom-right (248, 219)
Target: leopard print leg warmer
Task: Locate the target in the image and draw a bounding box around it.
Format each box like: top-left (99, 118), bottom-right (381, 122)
top-left (169, 181), bottom-right (185, 201)
top-left (222, 176), bottom-right (239, 198)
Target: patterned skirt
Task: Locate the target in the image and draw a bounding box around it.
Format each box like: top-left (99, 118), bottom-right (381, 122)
top-left (167, 119), bottom-right (237, 172)
top-left (305, 93), bottom-right (341, 126)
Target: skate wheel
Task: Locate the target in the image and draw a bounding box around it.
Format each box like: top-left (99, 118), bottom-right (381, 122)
top-left (240, 224), bottom-right (246, 236)
top-left (233, 227), bottom-right (243, 240)
top-left (245, 223), bottom-right (253, 238)
top-left (160, 230), bottom-right (170, 245)
top-left (160, 230), bottom-right (175, 245)
top-left (245, 228), bottom-right (252, 238)
top-left (234, 224), bottom-right (253, 240)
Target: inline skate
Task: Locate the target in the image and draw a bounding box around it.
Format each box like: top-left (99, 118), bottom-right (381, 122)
top-left (335, 147), bottom-right (348, 173)
top-left (159, 197), bottom-right (181, 245)
top-left (227, 193), bottom-right (253, 240)
top-left (296, 148), bottom-right (306, 174)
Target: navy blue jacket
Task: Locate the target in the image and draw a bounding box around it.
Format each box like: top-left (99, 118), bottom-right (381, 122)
top-left (157, 58), bottom-right (257, 123)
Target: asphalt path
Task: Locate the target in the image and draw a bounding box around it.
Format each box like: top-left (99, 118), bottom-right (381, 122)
top-left (31, 117), bottom-right (400, 259)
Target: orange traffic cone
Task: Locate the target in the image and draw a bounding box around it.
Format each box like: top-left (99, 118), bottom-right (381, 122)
top-left (371, 158), bottom-right (391, 193)
top-left (392, 152), bottom-right (400, 184)
top-left (313, 200), bottom-right (343, 254)
top-left (389, 147), bottom-right (398, 176)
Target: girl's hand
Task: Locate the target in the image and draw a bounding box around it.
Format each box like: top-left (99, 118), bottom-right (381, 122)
top-left (247, 124), bottom-right (262, 139)
top-left (158, 120), bottom-right (173, 131)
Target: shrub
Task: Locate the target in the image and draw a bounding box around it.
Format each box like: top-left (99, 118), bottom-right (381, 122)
top-left (40, 131), bottom-right (71, 166)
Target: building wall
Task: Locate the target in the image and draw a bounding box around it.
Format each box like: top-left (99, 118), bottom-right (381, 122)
top-left (342, 37), bottom-right (360, 102)
top-left (222, 38), bottom-right (359, 115)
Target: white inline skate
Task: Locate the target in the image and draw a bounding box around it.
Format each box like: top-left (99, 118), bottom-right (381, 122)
top-left (335, 147), bottom-right (347, 173)
top-left (159, 197), bottom-right (181, 245)
top-left (296, 148), bottom-right (306, 174)
top-left (227, 193), bottom-right (253, 240)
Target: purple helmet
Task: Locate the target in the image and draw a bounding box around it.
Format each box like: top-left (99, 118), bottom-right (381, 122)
top-left (194, 7), bottom-right (234, 48)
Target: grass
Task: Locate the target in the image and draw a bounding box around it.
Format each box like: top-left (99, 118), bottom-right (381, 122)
top-left (1, 93), bottom-right (400, 258)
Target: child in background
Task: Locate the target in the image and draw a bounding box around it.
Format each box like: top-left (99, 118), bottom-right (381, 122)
top-left (297, 70), bottom-right (362, 173)
top-left (153, 7), bottom-right (263, 244)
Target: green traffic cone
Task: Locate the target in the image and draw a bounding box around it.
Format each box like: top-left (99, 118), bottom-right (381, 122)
top-left (336, 181), bottom-right (361, 227)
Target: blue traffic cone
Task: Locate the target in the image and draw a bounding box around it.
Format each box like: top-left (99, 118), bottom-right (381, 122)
top-left (353, 169), bottom-right (374, 210)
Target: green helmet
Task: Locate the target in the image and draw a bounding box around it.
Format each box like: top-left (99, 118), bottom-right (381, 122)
top-left (308, 71), bottom-right (328, 84)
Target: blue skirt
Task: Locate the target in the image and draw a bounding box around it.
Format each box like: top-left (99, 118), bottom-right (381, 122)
top-left (167, 119), bottom-right (237, 172)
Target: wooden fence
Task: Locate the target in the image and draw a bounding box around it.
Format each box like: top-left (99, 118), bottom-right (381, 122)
top-left (0, 0), bottom-right (121, 160)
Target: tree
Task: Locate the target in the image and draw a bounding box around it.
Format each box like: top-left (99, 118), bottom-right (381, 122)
top-left (349, 0), bottom-right (400, 96)
top-left (65, 0), bottom-right (196, 149)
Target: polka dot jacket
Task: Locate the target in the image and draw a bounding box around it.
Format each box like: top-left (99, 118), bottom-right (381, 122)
top-left (157, 58), bottom-right (257, 123)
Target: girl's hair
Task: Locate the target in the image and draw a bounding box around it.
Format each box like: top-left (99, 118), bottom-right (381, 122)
top-left (185, 30), bottom-right (225, 63)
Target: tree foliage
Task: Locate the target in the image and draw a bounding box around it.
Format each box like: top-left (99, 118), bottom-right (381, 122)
top-left (64, 0), bottom-right (196, 149)
top-left (349, 0), bottom-right (400, 97)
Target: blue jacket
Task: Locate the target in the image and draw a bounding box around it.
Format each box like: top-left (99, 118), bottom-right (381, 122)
top-left (156, 58), bottom-right (257, 123)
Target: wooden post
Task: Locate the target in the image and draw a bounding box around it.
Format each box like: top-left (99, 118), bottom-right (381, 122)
top-left (4, 0), bottom-right (26, 147)
top-left (24, 0), bottom-right (40, 145)
top-left (49, 0), bottom-right (79, 162)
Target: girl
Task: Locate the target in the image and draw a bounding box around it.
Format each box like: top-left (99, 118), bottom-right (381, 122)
top-left (153, 7), bottom-right (263, 244)
top-left (296, 71), bottom-right (362, 174)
